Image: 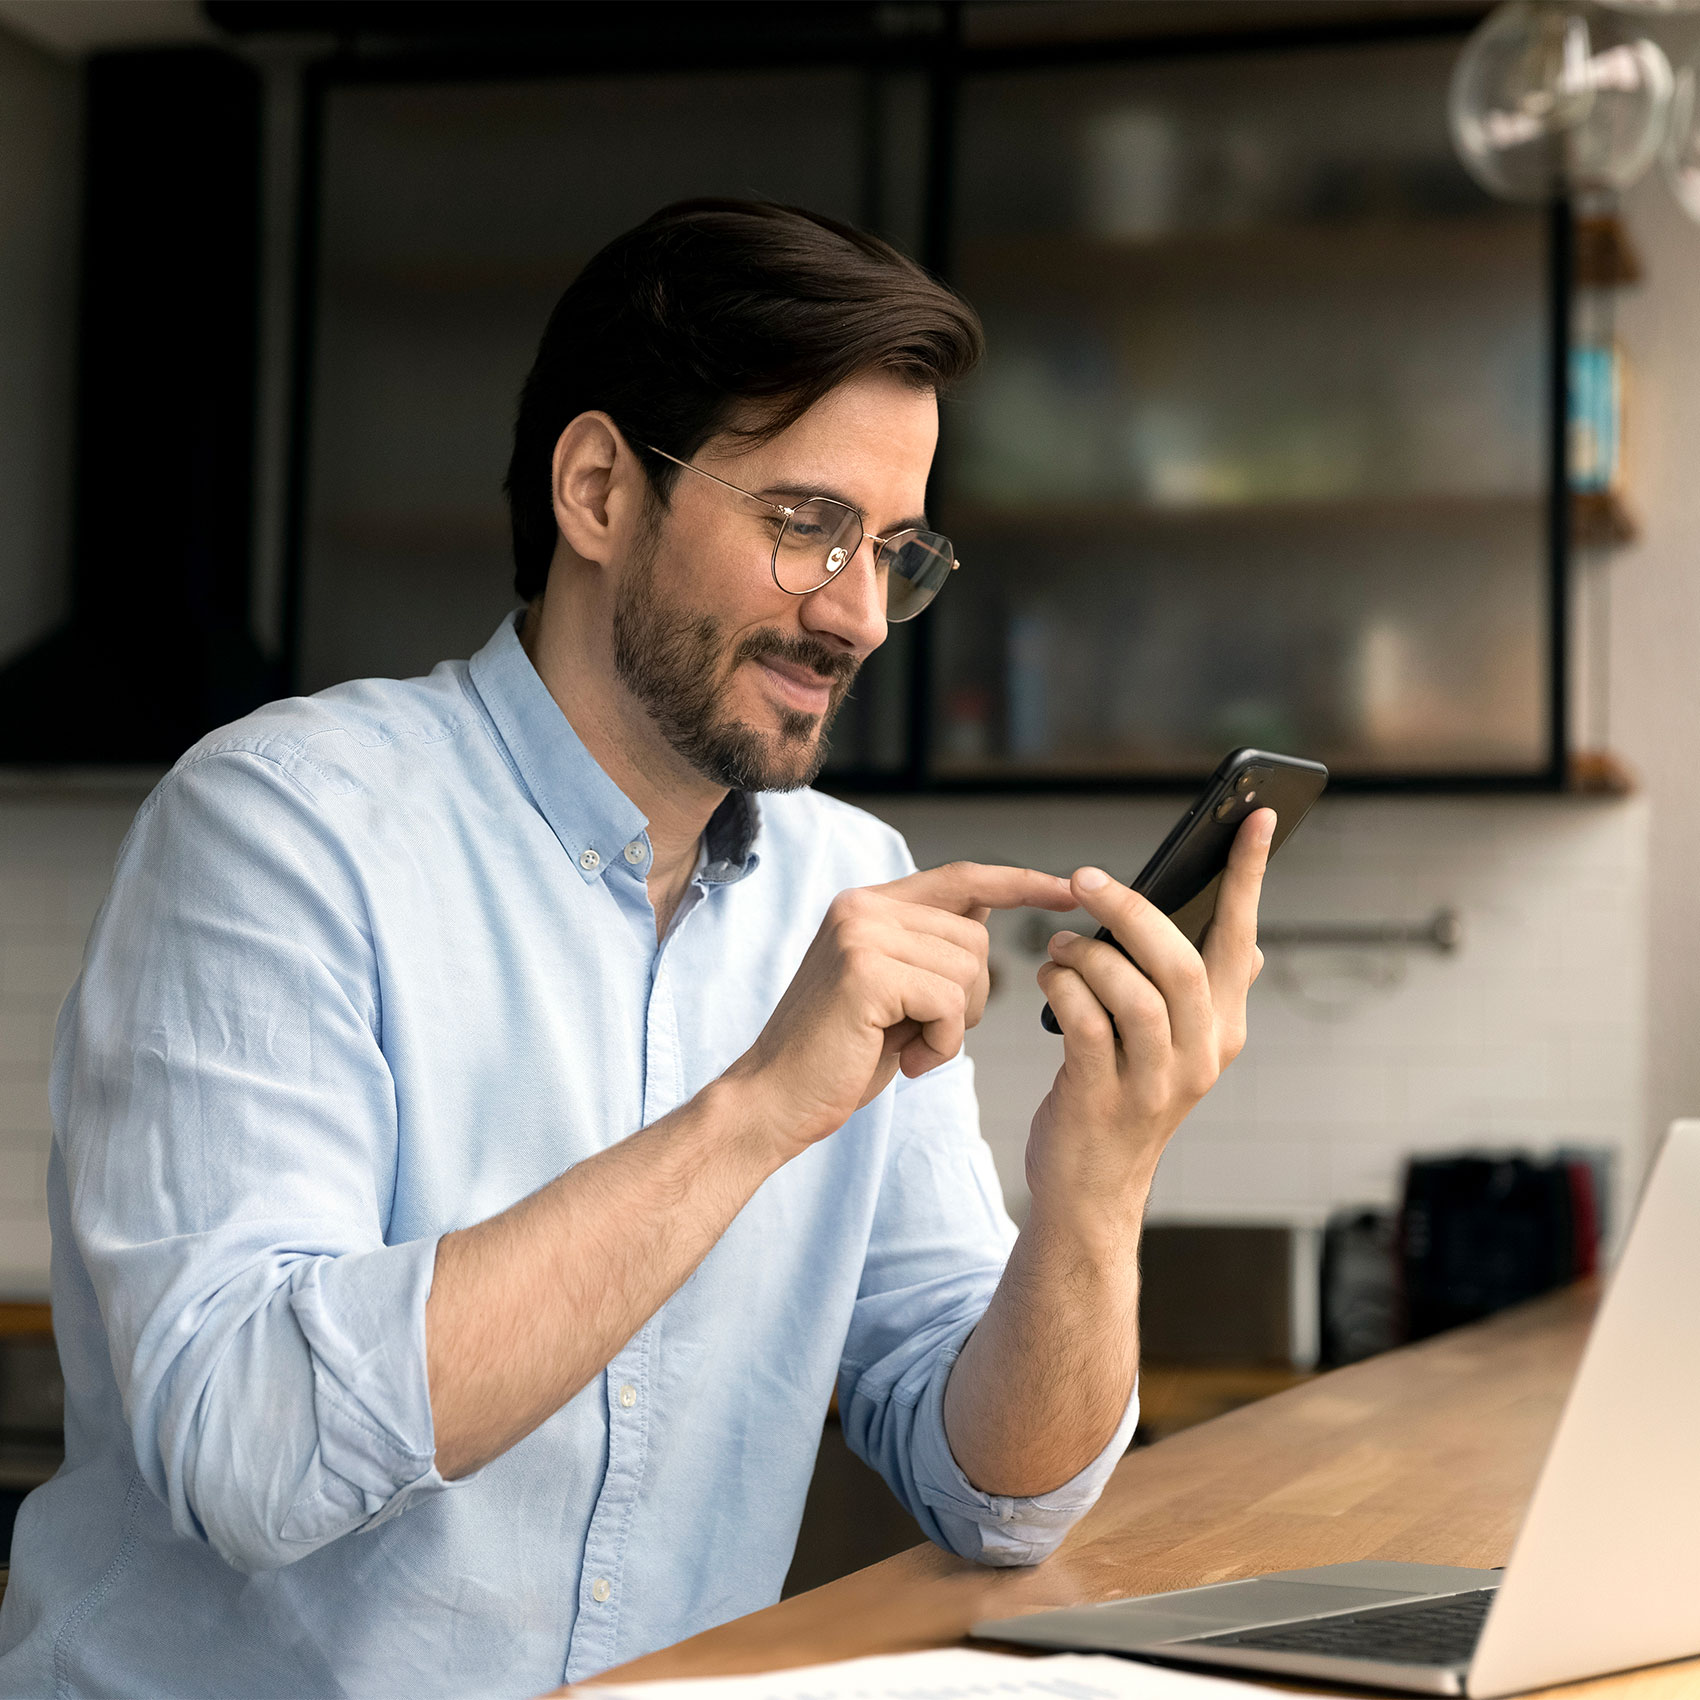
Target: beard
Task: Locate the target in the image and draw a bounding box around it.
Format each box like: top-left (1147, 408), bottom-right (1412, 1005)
top-left (611, 529), bottom-right (861, 793)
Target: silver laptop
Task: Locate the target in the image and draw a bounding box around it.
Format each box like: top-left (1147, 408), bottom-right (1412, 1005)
top-left (974, 1120), bottom-right (1700, 1697)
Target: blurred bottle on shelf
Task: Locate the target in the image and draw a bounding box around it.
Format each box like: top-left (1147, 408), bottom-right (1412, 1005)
top-left (940, 685), bottom-right (992, 765)
top-left (1568, 340), bottom-right (1624, 495)
top-left (1083, 108), bottom-right (1179, 241)
top-left (1005, 609), bottom-right (1053, 762)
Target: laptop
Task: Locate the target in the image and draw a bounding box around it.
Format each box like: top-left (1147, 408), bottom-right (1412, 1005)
top-left (973, 1121), bottom-right (1700, 1697)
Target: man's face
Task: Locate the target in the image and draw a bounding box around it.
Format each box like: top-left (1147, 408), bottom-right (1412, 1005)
top-left (611, 371), bottom-right (938, 792)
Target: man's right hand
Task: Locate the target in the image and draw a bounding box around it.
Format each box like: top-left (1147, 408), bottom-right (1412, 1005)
top-left (430, 865), bottom-right (1070, 1479)
top-left (727, 862), bottom-right (1077, 1155)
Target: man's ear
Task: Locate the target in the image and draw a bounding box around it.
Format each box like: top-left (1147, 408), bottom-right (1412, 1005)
top-left (550, 411), bottom-right (643, 568)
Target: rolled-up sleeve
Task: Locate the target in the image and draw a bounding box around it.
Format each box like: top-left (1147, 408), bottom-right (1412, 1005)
top-left (57, 745), bottom-right (462, 1575)
top-left (835, 1053), bottom-right (1139, 1568)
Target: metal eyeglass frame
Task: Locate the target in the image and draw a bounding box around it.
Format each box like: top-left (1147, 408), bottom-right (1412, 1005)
top-left (641, 443), bottom-right (959, 621)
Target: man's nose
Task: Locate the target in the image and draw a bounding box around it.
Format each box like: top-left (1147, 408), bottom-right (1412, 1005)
top-left (800, 534), bottom-right (887, 656)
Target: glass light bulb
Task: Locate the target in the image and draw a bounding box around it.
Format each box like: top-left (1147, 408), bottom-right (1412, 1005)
top-left (1450, 0), bottom-right (1675, 201)
top-left (1662, 65), bottom-right (1700, 217)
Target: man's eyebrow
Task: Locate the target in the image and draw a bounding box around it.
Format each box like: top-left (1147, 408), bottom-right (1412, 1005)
top-left (759, 484), bottom-right (930, 533)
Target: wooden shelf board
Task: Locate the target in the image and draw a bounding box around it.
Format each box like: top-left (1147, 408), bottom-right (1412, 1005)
top-left (944, 490), bottom-right (1543, 538)
top-left (956, 212), bottom-right (1544, 298)
top-left (1571, 489), bottom-right (1639, 549)
top-left (1567, 749), bottom-right (1637, 796)
top-left (1574, 213), bottom-right (1644, 289)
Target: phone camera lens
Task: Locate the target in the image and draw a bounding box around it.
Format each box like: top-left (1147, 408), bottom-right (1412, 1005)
top-left (1213, 797), bottom-right (1237, 822)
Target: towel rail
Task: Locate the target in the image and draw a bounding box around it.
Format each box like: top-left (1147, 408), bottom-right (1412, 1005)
top-left (1260, 908), bottom-right (1462, 953)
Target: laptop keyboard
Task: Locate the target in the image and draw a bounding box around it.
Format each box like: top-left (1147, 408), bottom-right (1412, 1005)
top-left (1188, 1588), bottom-right (1497, 1667)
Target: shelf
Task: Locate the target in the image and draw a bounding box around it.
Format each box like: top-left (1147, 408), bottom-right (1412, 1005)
top-left (1567, 749), bottom-right (1637, 796)
top-left (325, 498), bottom-right (1544, 557)
top-left (0, 1303), bottom-right (50, 1340)
top-left (955, 212), bottom-right (1544, 301)
top-left (944, 490), bottom-right (1544, 539)
top-left (1573, 213), bottom-right (1643, 290)
top-left (931, 746), bottom-right (1554, 784)
top-left (1570, 489), bottom-right (1639, 549)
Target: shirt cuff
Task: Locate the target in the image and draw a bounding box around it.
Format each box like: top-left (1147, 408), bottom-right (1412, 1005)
top-left (283, 1235), bottom-right (462, 1542)
top-left (908, 1333), bottom-right (1141, 1567)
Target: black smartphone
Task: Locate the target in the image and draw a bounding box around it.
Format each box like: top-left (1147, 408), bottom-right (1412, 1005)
top-left (1040, 748), bottom-right (1329, 1035)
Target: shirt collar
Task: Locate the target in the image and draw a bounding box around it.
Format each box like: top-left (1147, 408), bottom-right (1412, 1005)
top-left (468, 613), bottom-right (760, 887)
top-left (701, 789), bottom-right (760, 885)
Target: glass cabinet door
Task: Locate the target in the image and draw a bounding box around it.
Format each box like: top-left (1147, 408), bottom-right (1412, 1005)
top-left (300, 66), bottom-right (925, 783)
top-left (933, 36), bottom-right (1554, 783)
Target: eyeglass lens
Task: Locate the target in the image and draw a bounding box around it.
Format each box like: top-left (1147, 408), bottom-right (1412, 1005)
top-left (880, 532), bottom-right (954, 622)
top-left (773, 500), bottom-right (862, 593)
top-left (776, 499), bottom-right (954, 623)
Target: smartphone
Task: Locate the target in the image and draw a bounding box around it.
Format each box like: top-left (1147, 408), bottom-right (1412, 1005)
top-left (1040, 748), bottom-right (1329, 1035)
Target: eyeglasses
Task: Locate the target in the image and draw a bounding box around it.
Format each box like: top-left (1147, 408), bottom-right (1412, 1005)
top-left (642, 444), bottom-right (959, 623)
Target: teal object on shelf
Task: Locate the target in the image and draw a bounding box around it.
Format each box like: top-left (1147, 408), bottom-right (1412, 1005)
top-left (1569, 344), bottom-right (1622, 493)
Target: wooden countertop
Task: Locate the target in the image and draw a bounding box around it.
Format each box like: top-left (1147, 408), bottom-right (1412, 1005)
top-left (579, 1284), bottom-right (1700, 1698)
top-left (0, 1302), bottom-right (51, 1340)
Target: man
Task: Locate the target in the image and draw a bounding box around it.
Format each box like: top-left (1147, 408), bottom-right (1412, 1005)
top-left (0, 201), bottom-right (1270, 1699)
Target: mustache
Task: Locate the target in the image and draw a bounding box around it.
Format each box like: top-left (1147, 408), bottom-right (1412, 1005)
top-left (732, 630), bottom-right (860, 688)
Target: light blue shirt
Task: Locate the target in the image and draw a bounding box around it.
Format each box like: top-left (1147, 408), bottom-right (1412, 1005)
top-left (0, 615), bottom-right (1136, 1700)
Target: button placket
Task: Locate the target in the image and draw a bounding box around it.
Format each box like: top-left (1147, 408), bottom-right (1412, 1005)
top-left (562, 1318), bottom-right (655, 1675)
top-left (640, 958), bottom-right (685, 1128)
top-left (564, 869), bottom-right (685, 1681)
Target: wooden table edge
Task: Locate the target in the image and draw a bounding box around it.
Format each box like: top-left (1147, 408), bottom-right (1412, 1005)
top-left (559, 1287), bottom-right (1700, 1699)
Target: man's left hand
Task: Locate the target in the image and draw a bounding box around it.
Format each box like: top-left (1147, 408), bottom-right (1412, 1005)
top-left (1029, 807), bottom-right (1274, 1222)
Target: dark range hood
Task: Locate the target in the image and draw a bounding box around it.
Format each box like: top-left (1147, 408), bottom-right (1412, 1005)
top-left (0, 47), bottom-right (279, 764)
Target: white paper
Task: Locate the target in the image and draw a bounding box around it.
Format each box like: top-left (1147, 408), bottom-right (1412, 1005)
top-left (588, 1646), bottom-right (1281, 1700)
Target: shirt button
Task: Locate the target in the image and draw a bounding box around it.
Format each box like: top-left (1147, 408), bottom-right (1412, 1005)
top-left (618, 1383), bottom-right (637, 1409)
top-left (591, 1578), bottom-right (612, 1603)
top-left (579, 848), bottom-right (600, 871)
top-left (623, 840), bottom-right (645, 865)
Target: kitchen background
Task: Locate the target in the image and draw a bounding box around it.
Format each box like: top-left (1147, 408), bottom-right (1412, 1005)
top-left (0, 0), bottom-right (1693, 1573)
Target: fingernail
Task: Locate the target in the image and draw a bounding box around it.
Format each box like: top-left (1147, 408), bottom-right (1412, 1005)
top-left (1255, 811), bottom-right (1276, 845)
top-left (1048, 930), bottom-right (1080, 951)
top-left (1075, 867), bottom-right (1109, 891)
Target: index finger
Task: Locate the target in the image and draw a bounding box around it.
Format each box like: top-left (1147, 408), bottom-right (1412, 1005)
top-left (877, 860), bottom-right (1076, 918)
top-left (1201, 808), bottom-right (1275, 996)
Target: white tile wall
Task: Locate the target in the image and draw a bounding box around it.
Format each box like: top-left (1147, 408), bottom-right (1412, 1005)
top-left (869, 793), bottom-right (1650, 1240)
top-left (0, 786), bottom-right (1650, 1296)
top-left (1606, 179), bottom-right (1700, 1190)
top-left (0, 785), bottom-right (148, 1296)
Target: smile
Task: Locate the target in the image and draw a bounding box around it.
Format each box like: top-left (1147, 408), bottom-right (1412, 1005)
top-left (752, 656), bottom-right (834, 717)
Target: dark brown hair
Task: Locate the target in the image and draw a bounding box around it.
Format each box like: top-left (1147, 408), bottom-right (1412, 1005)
top-left (503, 198), bottom-right (984, 600)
